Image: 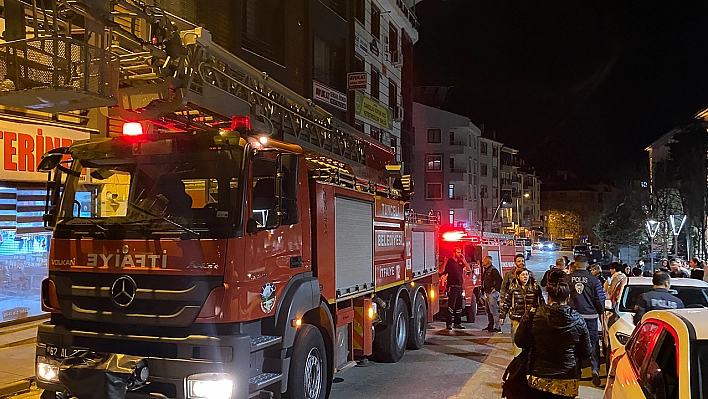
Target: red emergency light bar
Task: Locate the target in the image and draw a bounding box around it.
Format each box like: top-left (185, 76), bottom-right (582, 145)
top-left (123, 122), bottom-right (144, 136)
top-left (440, 229), bottom-right (481, 243)
top-left (231, 115), bottom-right (251, 131)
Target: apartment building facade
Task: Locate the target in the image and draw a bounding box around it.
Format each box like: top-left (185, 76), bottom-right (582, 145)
top-left (411, 103), bottom-right (482, 229)
top-left (353, 0), bottom-right (419, 164)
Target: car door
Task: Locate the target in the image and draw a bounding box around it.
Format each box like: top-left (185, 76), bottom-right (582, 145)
top-left (610, 321), bottom-right (661, 399)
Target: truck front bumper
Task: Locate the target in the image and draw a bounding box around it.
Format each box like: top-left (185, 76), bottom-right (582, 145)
top-left (35, 324), bottom-right (251, 399)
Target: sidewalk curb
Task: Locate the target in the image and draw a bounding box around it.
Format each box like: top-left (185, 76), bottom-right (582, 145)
top-left (0, 336), bottom-right (36, 350)
top-left (0, 378), bottom-right (33, 399)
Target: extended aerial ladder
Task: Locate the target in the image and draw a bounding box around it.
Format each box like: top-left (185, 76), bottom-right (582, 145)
top-left (0, 0), bottom-right (397, 179)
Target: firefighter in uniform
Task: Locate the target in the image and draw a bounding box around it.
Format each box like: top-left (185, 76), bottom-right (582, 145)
top-left (634, 270), bottom-right (685, 324)
top-left (441, 247), bottom-right (469, 330)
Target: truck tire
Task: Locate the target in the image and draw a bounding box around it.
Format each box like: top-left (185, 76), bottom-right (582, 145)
top-left (373, 299), bottom-right (408, 362)
top-left (406, 292), bottom-right (427, 350)
top-left (465, 293), bottom-right (477, 323)
top-left (284, 324), bottom-right (327, 399)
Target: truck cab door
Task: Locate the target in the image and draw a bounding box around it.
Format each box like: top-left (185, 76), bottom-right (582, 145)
top-left (243, 152), bottom-right (306, 318)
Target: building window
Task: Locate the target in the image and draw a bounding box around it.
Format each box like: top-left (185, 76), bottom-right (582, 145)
top-left (426, 183), bottom-right (442, 199)
top-left (355, 120), bottom-right (364, 132)
top-left (389, 22), bottom-right (399, 54)
top-left (427, 129), bottom-right (441, 143)
top-left (390, 136), bottom-right (397, 153)
top-left (355, 0), bottom-right (365, 23)
top-left (492, 167), bottom-right (498, 178)
top-left (313, 36), bottom-right (345, 91)
top-left (354, 56), bottom-right (364, 72)
top-left (425, 154), bottom-right (442, 171)
top-left (242, 0), bottom-right (285, 64)
top-left (388, 81), bottom-right (398, 109)
top-left (370, 126), bottom-right (382, 141)
top-left (493, 190), bottom-right (498, 199)
top-left (492, 146), bottom-right (498, 157)
top-left (371, 3), bottom-right (381, 40)
top-left (449, 210), bottom-right (454, 224)
top-left (480, 141), bottom-right (488, 155)
top-left (449, 157), bottom-right (455, 171)
top-left (371, 67), bottom-right (380, 99)
top-left (481, 185), bottom-right (488, 198)
top-left (448, 184), bottom-right (454, 199)
top-left (481, 163), bottom-right (488, 176)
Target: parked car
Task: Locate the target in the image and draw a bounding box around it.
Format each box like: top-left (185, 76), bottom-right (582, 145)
top-left (604, 277), bottom-right (708, 354)
top-left (604, 308), bottom-right (708, 399)
top-left (589, 245), bottom-right (602, 264)
top-left (573, 244), bottom-right (589, 258)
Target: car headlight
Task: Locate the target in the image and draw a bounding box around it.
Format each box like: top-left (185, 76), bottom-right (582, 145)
top-left (186, 373), bottom-right (233, 399)
top-left (615, 332), bottom-right (631, 346)
top-left (36, 357), bottom-right (60, 382)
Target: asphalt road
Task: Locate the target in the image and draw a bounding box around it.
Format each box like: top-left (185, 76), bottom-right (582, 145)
top-left (329, 250), bottom-right (603, 399)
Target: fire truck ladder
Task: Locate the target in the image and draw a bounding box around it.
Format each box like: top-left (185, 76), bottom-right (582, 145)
top-left (0, 0), bottom-right (394, 176)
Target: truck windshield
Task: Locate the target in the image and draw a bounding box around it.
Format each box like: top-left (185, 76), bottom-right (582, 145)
top-left (55, 136), bottom-right (244, 239)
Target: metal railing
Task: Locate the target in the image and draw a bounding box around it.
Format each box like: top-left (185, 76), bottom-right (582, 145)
top-left (0, 37), bottom-right (117, 111)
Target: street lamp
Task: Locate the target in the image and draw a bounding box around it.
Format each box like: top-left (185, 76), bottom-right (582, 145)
top-left (670, 215), bottom-right (686, 258)
top-left (645, 219), bottom-right (660, 271)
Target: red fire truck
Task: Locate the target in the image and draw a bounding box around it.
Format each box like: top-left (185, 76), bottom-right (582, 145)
top-left (35, 125), bottom-right (439, 399)
top-left (438, 230), bottom-right (522, 322)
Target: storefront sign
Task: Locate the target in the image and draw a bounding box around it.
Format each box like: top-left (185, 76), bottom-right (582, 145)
top-left (313, 81), bottom-right (347, 111)
top-left (355, 92), bottom-right (393, 130)
top-left (0, 119), bottom-right (92, 181)
top-left (355, 34), bottom-right (369, 56)
top-left (347, 72), bottom-right (367, 91)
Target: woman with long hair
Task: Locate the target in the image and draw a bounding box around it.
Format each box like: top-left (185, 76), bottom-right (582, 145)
top-left (515, 270), bottom-right (592, 398)
top-left (500, 267), bottom-right (544, 356)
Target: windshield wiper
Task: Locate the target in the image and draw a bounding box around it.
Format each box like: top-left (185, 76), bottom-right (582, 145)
top-left (127, 202), bottom-right (201, 237)
top-left (66, 218), bottom-right (110, 237)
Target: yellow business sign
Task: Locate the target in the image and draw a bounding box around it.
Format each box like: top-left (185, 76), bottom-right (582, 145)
top-left (355, 92), bottom-right (393, 130)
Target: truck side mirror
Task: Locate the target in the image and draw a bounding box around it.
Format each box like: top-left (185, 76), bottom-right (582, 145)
top-left (38, 153), bottom-right (63, 172)
top-left (246, 218), bottom-right (258, 234)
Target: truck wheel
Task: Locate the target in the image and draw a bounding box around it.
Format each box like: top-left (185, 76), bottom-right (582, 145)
top-left (465, 293), bottom-right (477, 323)
top-left (284, 324), bottom-right (327, 399)
top-left (406, 292), bottom-right (427, 350)
top-left (374, 299), bottom-right (408, 362)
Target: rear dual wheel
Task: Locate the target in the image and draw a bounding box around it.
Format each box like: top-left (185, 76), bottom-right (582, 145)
top-left (374, 299), bottom-right (409, 362)
top-left (407, 292), bottom-right (427, 350)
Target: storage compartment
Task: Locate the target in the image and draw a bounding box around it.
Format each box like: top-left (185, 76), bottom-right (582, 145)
top-left (334, 196), bottom-right (374, 298)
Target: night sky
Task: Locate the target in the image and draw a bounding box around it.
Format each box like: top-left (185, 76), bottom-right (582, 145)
top-left (413, 0), bottom-right (708, 182)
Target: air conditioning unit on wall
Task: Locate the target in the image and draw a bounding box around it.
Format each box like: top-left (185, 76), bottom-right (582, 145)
top-left (393, 106), bottom-right (404, 122)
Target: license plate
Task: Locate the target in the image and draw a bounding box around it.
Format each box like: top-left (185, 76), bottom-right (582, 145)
top-left (45, 345), bottom-right (82, 358)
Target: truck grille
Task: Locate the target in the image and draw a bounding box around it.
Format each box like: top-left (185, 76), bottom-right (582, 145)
top-left (50, 272), bottom-right (222, 327)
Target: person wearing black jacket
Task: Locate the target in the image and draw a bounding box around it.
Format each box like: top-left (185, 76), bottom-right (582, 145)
top-left (515, 270), bottom-right (592, 398)
top-left (440, 247), bottom-right (469, 330)
top-left (567, 255), bottom-right (605, 387)
top-left (481, 255), bottom-right (503, 332)
top-left (541, 257), bottom-right (567, 287)
top-left (633, 271), bottom-right (684, 324)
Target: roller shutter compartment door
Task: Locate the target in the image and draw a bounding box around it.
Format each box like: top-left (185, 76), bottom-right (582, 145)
top-left (411, 231), bottom-right (425, 277)
top-left (424, 231), bottom-right (436, 273)
top-left (335, 197), bottom-right (374, 297)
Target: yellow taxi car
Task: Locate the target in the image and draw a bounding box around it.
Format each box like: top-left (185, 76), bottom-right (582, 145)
top-left (604, 308), bottom-right (708, 399)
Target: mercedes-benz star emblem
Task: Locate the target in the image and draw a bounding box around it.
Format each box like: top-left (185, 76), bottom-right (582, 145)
top-left (110, 276), bottom-right (137, 308)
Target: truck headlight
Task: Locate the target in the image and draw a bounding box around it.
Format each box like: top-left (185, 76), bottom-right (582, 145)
top-left (36, 357), bottom-right (59, 382)
top-left (187, 373), bottom-right (232, 399)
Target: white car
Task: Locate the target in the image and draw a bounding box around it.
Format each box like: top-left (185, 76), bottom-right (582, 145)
top-left (604, 277), bottom-right (708, 354)
top-left (604, 308), bottom-right (708, 399)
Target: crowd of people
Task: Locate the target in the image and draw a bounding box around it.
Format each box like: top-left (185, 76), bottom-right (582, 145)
top-left (494, 253), bottom-right (689, 398)
top-left (440, 247), bottom-right (695, 398)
